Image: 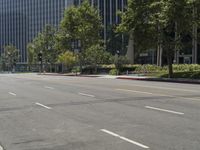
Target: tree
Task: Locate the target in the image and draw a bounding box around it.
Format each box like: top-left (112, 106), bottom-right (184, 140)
top-left (57, 51), bottom-right (77, 71)
top-left (32, 25), bottom-right (57, 65)
top-left (150, 0), bottom-right (190, 78)
top-left (2, 44), bottom-right (19, 71)
top-left (186, 0), bottom-right (200, 64)
top-left (59, 0), bottom-right (102, 73)
top-left (0, 53), bottom-right (6, 71)
top-left (27, 43), bottom-right (36, 65)
top-left (117, 0), bottom-right (157, 64)
top-left (85, 44), bottom-right (112, 73)
top-left (118, 0), bottom-right (194, 78)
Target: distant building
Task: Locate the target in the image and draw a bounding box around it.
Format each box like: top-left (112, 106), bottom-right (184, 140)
top-left (0, 0), bottom-right (127, 63)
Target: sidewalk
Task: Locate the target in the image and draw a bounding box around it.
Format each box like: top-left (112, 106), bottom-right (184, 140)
top-left (40, 73), bottom-right (200, 84)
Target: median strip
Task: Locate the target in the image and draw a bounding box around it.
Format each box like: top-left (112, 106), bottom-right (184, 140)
top-left (35, 102), bottom-right (52, 110)
top-left (79, 93), bottom-right (95, 98)
top-left (101, 129), bottom-right (149, 149)
top-left (145, 106), bottom-right (184, 115)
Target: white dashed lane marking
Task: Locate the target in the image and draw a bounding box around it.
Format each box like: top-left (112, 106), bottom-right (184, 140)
top-left (145, 106), bottom-right (184, 115)
top-left (35, 103), bottom-right (52, 110)
top-left (101, 129), bottom-right (149, 149)
top-left (44, 86), bottom-right (55, 90)
top-left (79, 93), bottom-right (95, 98)
top-left (8, 92), bottom-right (16, 96)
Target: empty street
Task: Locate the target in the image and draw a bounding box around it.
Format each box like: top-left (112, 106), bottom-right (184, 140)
top-left (0, 73), bottom-right (200, 150)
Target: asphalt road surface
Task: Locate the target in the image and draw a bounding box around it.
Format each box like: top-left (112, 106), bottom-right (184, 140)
top-left (0, 73), bottom-right (200, 150)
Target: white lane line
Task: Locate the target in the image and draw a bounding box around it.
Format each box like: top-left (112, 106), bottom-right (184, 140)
top-left (79, 93), bottom-right (95, 98)
top-left (44, 86), bottom-right (54, 90)
top-left (35, 103), bottom-right (52, 110)
top-left (116, 89), bottom-right (153, 95)
top-left (145, 106), bottom-right (184, 115)
top-left (8, 92), bottom-right (16, 96)
top-left (101, 129), bottom-right (149, 149)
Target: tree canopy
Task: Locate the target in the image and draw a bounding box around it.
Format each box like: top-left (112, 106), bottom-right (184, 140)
top-left (1, 44), bottom-right (20, 70)
top-left (28, 25), bottom-right (57, 65)
top-left (57, 0), bottom-right (103, 72)
top-left (58, 0), bottom-right (102, 51)
top-left (118, 0), bottom-right (200, 77)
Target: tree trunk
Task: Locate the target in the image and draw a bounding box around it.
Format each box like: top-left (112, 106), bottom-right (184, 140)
top-left (157, 43), bottom-right (163, 66)
top-left (94, 65), bottom-right (97, 74)
top-left (192, 6), bottom-right (198, 64)
top-left (174, 22), bottom-right (179, 64)
top-left (167, 51), bottom-right (173, 78)
top-left (157, 24), bottom-right (163, 66)
top-left (80, 61), bottom-right (83, 74)
top-left (94, 61), bottom-right (98, 74)
top-left (79, 56), bottom-right (83, 74)
top-left (126, 31), bottom-right (134, 64)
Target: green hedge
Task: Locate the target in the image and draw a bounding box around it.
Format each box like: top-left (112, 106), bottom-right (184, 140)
top-left (161, 71), bottom-right (200, 79)
top-left (173, 64), bottom-right (200, 72)
top-left (109, 69), bottom-right (118, 75)
top-left (134, 64), bottom-right (200, 73)
top-left (81, 64), bottom-right (200, 75)
top-left (135, 64), bottom-right (164, 72)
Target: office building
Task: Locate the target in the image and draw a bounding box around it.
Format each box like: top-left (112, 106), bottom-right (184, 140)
top-left (0, 0), bottom-right (127, 63)
top-left (75, 0), bottom-right (128, 54)
top-left (0, 0), bottom-right (74, 62)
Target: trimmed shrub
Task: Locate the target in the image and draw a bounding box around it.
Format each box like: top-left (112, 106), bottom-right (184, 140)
top-left (173, 64), bottom-right (200, 72)
top-left (135, 64), bottom-right (163, 73)
top-left (161, 71), bottom-right (200, 79)
top-left (109, 68), bottom-right (118, 75)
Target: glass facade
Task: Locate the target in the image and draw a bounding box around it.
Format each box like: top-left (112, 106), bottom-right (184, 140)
top-left (0, 0), bottom-right (73, 62)
top-left (0, 0), bottom-right (127, 63)
top-left (75, 0), bottom-right (128, 54)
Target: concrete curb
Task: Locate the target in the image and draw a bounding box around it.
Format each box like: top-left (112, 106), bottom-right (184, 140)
top-left (38, 73), bottom-right (200, 84)
top-left (38, 73), bottom-right (101, 78)
top-left (116, 77), bottom-right (200, 84)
